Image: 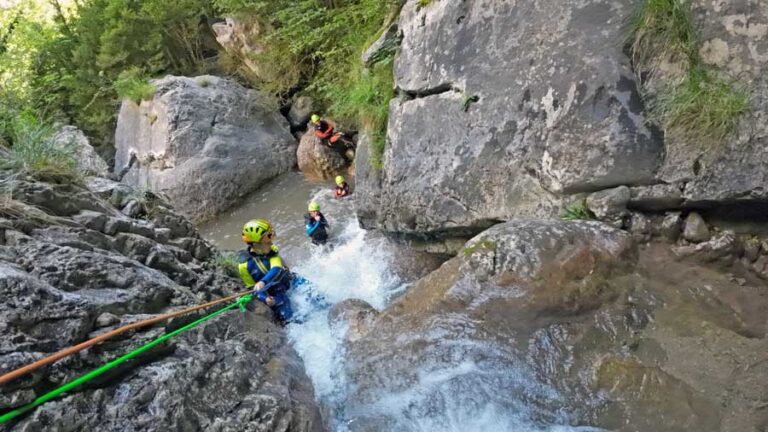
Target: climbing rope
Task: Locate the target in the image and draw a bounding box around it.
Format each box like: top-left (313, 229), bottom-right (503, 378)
top-left (0, 294), bottom-right (253, 424)
top-left (0, 289), bottom-right (254, 387)
top-left (0, 292), bottom-right (254, 425)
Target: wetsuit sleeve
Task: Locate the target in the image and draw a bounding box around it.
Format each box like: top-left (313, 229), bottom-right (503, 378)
top-left (306, 216), bottom-right (321, 235)
top-left (260, 255), bottom-right (285, 284)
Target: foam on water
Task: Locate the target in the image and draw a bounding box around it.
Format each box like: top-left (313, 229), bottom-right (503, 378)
top-left (285, 219), bottom-right (598, 432)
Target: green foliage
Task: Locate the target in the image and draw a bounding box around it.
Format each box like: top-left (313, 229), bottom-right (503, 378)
top-left (332, 63), bottom-right (394, 169)
top-left (212, 251), bottom-right (240, 277)
top-left (1, 115), bottom-right (79, 182)
top-left (629, 0), bottom-right (749, 144)
top-left (418, 0), bottom-right (433, 7)
top-left (215, 0), bottom-right (398, 168)
top-left (651, 67), bottom-right (749, 144)
top-left (114, 68), bottom-right (157, 102)
top-left (561, 200), bottom-right (596, 221)
top-left (7, 0), bottom-right (219, 151)
top-left (462, 239), bottom-right (496, 256)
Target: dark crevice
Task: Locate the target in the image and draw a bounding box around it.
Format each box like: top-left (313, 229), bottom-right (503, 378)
top-left (400, 82), bottom-right (458, 99)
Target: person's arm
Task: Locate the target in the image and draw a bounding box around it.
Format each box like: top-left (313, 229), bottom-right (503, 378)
top-left (306, 219), bottom-right (321, 235)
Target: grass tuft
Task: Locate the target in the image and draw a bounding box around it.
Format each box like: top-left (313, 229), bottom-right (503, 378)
top-left (651, 67), bottom-right (749, 144)
top-left (0, 116), bottom-right (80, 182)
top-left (561, 200), bottom-right (596, 221)
top-left (212, 251), bottom-right (240, 277)
top-left (629, 0), bottom-right (696, 73)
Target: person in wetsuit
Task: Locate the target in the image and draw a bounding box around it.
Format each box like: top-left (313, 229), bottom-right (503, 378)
top-left (238, 219), bottom-right (293, 323)
top-left (304, 201), bottom-right (329, 246)
top-left (334, 175), bottom-right (351, 198)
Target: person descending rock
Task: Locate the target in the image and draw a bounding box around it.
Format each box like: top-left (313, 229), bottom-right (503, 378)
top-left (238, 219), bottom-right (293, 323)
top-left (305, 201), bottom-right (329, 246)
top-left (334, 175), bottom-right (351, 198)
top-left (310, 114), bottom-right (355, 162)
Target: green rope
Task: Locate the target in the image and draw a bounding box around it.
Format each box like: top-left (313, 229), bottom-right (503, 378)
top-left (0, 294), bottom-right (253, 425)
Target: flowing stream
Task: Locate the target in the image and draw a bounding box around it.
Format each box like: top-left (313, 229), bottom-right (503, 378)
top-left (200, 172), bottom-right (599, 432)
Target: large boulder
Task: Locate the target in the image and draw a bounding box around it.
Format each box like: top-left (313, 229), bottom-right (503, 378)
top-left (357, 0), bottom-right (662, 238)
top-left (114, 75), bottom-right (296, 223)
top-left (0, 171), bottom-right (322, 431)
top-left (296, 130), bottom-right (348, 180)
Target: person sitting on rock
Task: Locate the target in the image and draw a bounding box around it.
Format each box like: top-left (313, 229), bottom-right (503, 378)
top-left (334, 175), bottom-right (351, 198)
top-left (305, 201), bottom-right (329, 246)
top-left (238, 219), bottom-right (293, 323)
top-left (311, 114), bottom-right (355, 162)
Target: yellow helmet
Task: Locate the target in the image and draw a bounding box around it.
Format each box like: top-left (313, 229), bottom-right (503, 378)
top-left (311, 114), bottom-right (320, 123)
top-left (242, 219), bottom-right (272, 243)
top-left (335, 175), bottom-right (345, 186)
top-left (308, 201), bottom-right (320, 212)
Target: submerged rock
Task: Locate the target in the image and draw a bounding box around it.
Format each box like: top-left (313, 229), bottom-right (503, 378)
top-left (339, 220), bottom-right (768, 431)
top-left (114, 75), bottom-right (296, 223)
top-left (0, 172), bottom-right (322, 431)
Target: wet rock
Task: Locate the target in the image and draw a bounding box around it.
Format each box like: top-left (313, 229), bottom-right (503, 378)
top-left (296, 129), bottom-right (348, 180)
top-left (673, 231), bottom-right (741, 263)
top-left (51, 126), bottom-right (110, 177)
top-left (682, 212), bottom-right (711, 243)
top-left (115, 75), bottom-right (296, 222)
top-left (743, 237), bottom-right (761, 263)
top-left (586, 186), bottom-right (630, 226)
top-left (595, 358), bottom-right (720, 432)
top-left (628, 184), bottom-right (683, 211)
top-left (329, 299), bottom-right (379, 343)
top-left (288, 96), bottom-right (314, 130)
top-left (658, 211), bottom-right (683, 241)
top-left (629, 212), bottom-right (652, 242)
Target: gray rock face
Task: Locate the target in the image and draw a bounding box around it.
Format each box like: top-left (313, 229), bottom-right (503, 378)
top-left (357, 0), bottom-right (662, 237)
top-left (51, 126), bottom-right (110, 177)
top-left (114, 75), bottom-right (296, 223)
top-left (0, 172), bottom-right (322, 431)
top-left (683, 212), bottom-right (711, 243)
top-left (296, 130), bottom-right (347, 180)
top-left (629, 184), bottom-right (684, 211)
